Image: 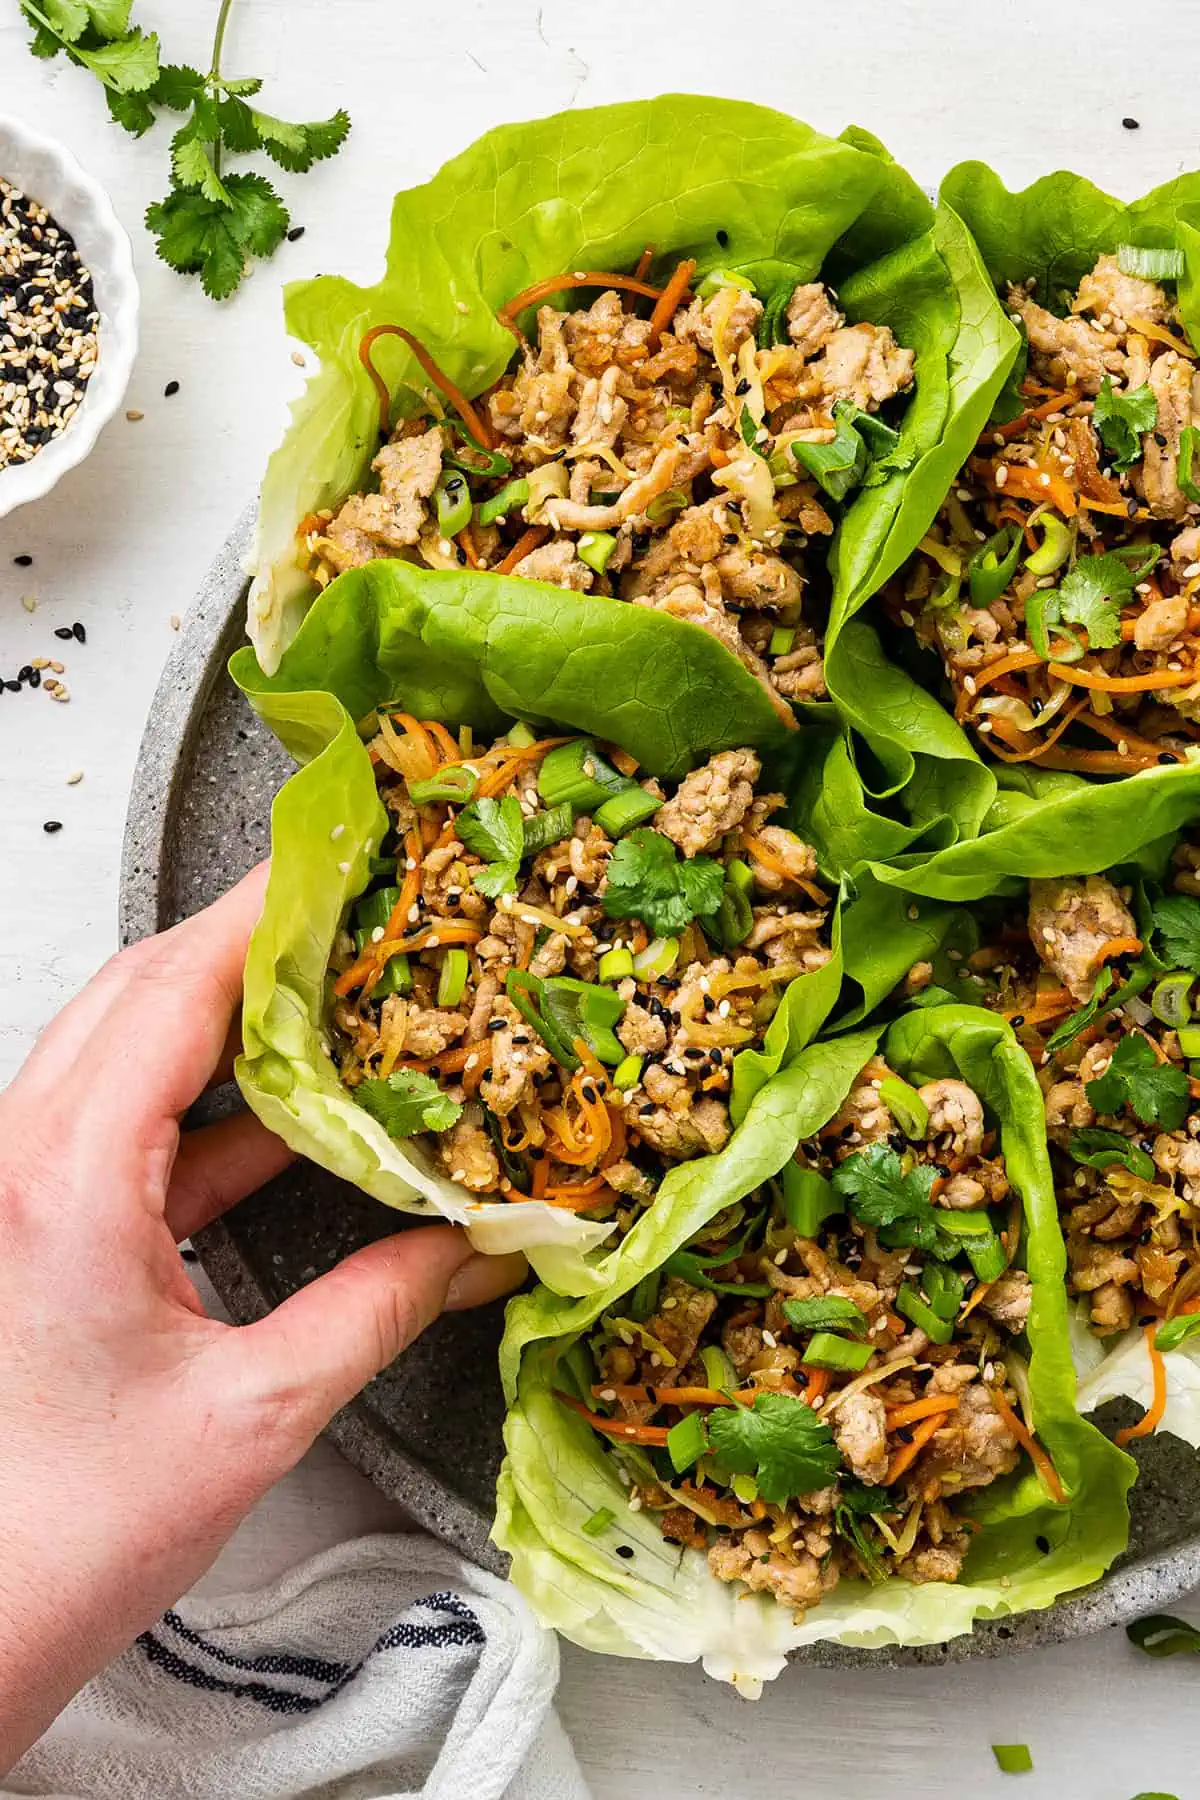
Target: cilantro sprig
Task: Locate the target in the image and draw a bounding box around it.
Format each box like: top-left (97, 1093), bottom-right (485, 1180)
top-left (1148, 892), bottom-right (1200, 977)
top-left (1093, 376), bottom-right (1158, 471)
top-left (458, 796), bottom-right (525, 898)
top-left (21, 0), bottom-right (349, 299)
top-left (707, 1391), bottom-right (841, 1505)
top-left (602, 829), bottom-right (725, 938)
top-left (831, 1144), bottom-right (964, 1259)
top-left (1085, 1035), bottom-right (1190, 1130)
top-left (353, 1070), bottom-right (463, 1138)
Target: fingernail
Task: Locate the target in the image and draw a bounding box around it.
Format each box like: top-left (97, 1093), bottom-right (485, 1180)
top-left (444, 1251), bottom-right (528, 1312)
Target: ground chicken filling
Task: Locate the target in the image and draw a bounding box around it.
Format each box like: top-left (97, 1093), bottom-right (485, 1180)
top-left (299, 258), bottom-right (915, 716)
top-left (885, 251), bottom-right (1200, 774)
top-left (962, 854), bottom-right (1200, 1355)
top-left (568, 1060), bottom-right (1055, 1618)
top-left (328, 714), bottom-right (832, 1218)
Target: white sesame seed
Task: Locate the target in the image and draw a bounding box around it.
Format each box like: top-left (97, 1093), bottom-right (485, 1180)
top-left (661, 1296), bottom-right (679, 1310)
top-left (405, 857), bottom-right (417, 871)
top-left (465, 1054), bottom-right (478, 1070)
top-left (762, 1329), bottom-right (777, 1348)
top-left (1038, 472), bottom-right (1051, 488)
top-left (125, 408), bottom-right (143, 421)
top-left (408, 904), bottom-right (420, 923)
top-left (65, 769), bottom-right (83, 785)
top-left (337, 860), bottom-right (351, 875)
top-left (774, 1248), bottom-right (788, 1265)
top-left (907, 904), bottom-right (919, 921)
top-left (628, 1494), bottom-right (644, 1512)
top-left (371, 925), bottom-right (385, 943)
top-left (717, 999), bottom-right (731, 1018)
top-left (995, 465), bottom-right (1008, 488)
top-left (21, 594), bottom-right (36, 613)
top-left (330, 823), bottom-right (345, 840)
top-left (963, 675), bottom-right (977, 696)
top-left (451, 1168), bottom-right (467, 1182)
top-left (290, 350), bottom-right (305, 367)
top-left (169, 614), bottom-right (181, 630)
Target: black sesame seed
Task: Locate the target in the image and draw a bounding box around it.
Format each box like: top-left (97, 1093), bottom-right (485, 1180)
top-left (701, 993), bottom-right (715, 1014)
top-left (512, 1034), bottom-right (532, 1046)
top-left (455, 547), bottom-right (467, 565)
top-left (4, 680), bottom-right (20, 693)
top-left (887, 1131), bottom-right (905, 1152)
top-left (1010, 1014), bottom-right (1025, 1029)
top-left (638, 1103), bottom-right (655, 1117)
top-left (1126, 497), bottom-right (1139, 518)
top-left (1029, 697), bottom-right (1044, 718)
top-left (17, 664), bottom-right (32, 682)
top-left (42, 819), bottom-right (62, 833)
top-left (1139, 1137), bottom-right (1154, 1153)
top-left (709, 1048), bottom-right (723, 1065)
top-left (1155, 431), bottom-right (1168, 447)
top-left (287, 225), bottom-right (306, 242)
top-left (615, 1544), bottom-right (635, 1559)
top-left (716, 228), bottom-right (729, 247)
top-left (53, 626), bottom-right (73, 640)
top-left (1035, 1535), bottom-right (1051, 1554)
top-left (734, 378), bottom-right (750, 397)
top-left (488, 1018), bottom-right (506, 1031)
top-left (13, 553), bottom-right (32, 566)
top-left (27, 668), bottom-right (40, 689)
top-left (164, 379), bottom-right (180, 398)
top-left (1122, 116), bottom-right (1140, 130)
top-left (840, 1123), bottom-right (855, 1140)
top-left (723, 532), bottom-right (739, 544)
top-left (1159, 751), bottom-right (1180, 765)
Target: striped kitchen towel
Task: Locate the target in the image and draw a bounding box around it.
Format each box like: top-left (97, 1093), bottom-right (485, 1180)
top-left (4, 1534), bottom-right (588, 1800)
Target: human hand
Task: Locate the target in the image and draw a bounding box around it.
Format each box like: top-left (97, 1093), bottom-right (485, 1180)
top-left (0, 866), bottom-right (526, 1768)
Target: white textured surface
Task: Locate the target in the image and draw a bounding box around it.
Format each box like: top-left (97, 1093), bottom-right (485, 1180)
top-left (3, 3), bottom-right (1200, 1794)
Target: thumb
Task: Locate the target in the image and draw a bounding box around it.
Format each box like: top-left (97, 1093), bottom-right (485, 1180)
top-left (219, 1226), bottom-right (526, 1451)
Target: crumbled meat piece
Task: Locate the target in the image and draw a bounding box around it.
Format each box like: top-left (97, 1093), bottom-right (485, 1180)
top-left (645, 1277), bottom-right (718, 1369)
top-left (922, 1384), bottom-right (1020, 1491)
top-left (744, 908), bottom-right (828, 968)
top-left (744, 825), bottom-right (818, 893)
top-left (660, 1506), bottom-right (707, 1550)
top-left (918, 1079), bottom-right (985, 1159)
top-left (832, 1391), bottom-right (888, 1485)
top-left (898, 1543), bottom-right (967, 1584)
top-left (421, 839), bottom-right (488, 921)
top-left (528, 932), bottom-right (569, 978)
top-left (490, 306), bottom-right (574, 444)
top-left (653, 748), bottom-right (761, 857)
top-left (603, 1158), bottom-right (657, 1202)
top-left (1028, 875), bottom-right (1137, 1000)
top-left (785, 282), bottom-right (843, 358)
top-left (1072, 254), bottom-right (1170, 327)
top-left (403, 1006), bottom-right (467, 1059)
top-left (465, 973), bottom-right (501, 1042)
top-left (706, 1533), bottom-right (827, 1615)
top-left (1044, 1079), bottom-right (1096, 1133)
top-left (439, 1106), bottom-right (500, 1192)
top-left (722, 1318), bottom-right (766, 1376)
top-left (937, 1173), bottom-right (988, 1211)
top-left (562, 290), bottom-right (653, 374)
top-left (512, 536), bottom-right (595, 591)
top-left (1152, 1130), bottom-right (1200, 1188)
top-left (1068, 1235), bottom-right (1141, 1294)
top-left (771, 645), bottom-right (827, 699)
top-left (320, 505), bottom-right (400, 573)
top-left (675, 287), bottom-right (763, 356)
top-left (827, 1074), bottom-right (894, 1151)
top-left (1142, 355), bottom-right (1200, 520)
top-left (981, 1269), bottom-right (1033, 1334)
top-left (1090, 1280), bottom-right (1135, 1334)
top-left (714, 545), bottom-right (803, 613)
top-left (572, 364), bottom-right (628, 449)
top-left (478, 996), bottom-right (552, 1117)
top-left (634, 1091), bottom-right (731, 1160)
top-left (567, 818), bottom-right (612, 888)
top-left (807, 323), bottom-right (914, 411)
top-left (616, 998), bottom-right (668, 1056)
top-left (371, 426), bottom-right (445, 540)
top-left (1170, 523), bottom-right (1200, 581)
top-left (1009, 288), bottom-right (1125, 395)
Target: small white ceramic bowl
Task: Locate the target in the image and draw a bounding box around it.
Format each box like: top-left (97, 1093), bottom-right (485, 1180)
top-left (0, 114), bottom-right (139, 522)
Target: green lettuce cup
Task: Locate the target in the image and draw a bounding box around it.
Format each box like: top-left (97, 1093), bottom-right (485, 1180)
top-left (495, 1004), bottom-right (1132, 1683)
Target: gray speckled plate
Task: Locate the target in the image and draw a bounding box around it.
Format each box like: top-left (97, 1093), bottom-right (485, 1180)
top-left (120, 511), bottom-right (1200, 1667)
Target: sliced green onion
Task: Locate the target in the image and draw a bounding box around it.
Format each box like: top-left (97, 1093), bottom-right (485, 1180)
top-left (506, 720), bottom-right (537, 747)
top-left (766, 449), bottom-right (797, 490)
top-left (505, 969), bottom-right (579, 1068)
top-left (667, 1410), bottom-right (708, 1474)
top-left (599, 947), bottom-right (635, 982)
top-left (1116, 242), bottom-right (1185, 281)
top-left (368, 853), bottom-right (397, 878)
top-left (1024, 512), bottom-right (1073, 575)
top-left (789, 403), bottom-right (867, 502)
top-left (1179, 425), bottom-right (1200, 505)
top-left (1177, 1023), bottom-right (1200, 1058)
top-left (1155, 1314), bottom-right (1200, 1352)
top-left (541, 975), bottom-right (627, 1067)
top-left (769, 625), bottom-right (796, 656)
top-left (726, 858), bottom-right (755, 899)
top-left (581, 1507), bottom-right (615, 1537)
top-left (967, 523), bottom-right (1023, 607)
top-left (354, 885), bottom-right (400, 935)
top-left (374, 953), bottom-right (412, 998)
top-left (757, 284), bottom-right (792, 350)
top-left (408, 765), bottom-right (479, 806)
top-left (801, 1331), bottom-right (875, 1372)
top-left (716, 878), bottom-right (754, 949)
top-left (878, 1075), bottom-right (930, 1140)
top-left (1152, 972), bottom-right (1194, 1028)
top-left (612, 1052), bottom-right (644, 1091)
top-left (577, 530), bottom-right (619, 575)
top-left (1025, 588), bottom-right (1086, 663)
top-left (632, 936), bottom-right (680, 979)
top-left (701, 1343), bottom-right (738, 1391)
top-left (435, 469), bottom-right (472, 536)
top-left (781, 1164), bottom-right (841, 1237)
top-left (991, 1744), bottom-right (1034, 1776)
top-left (594, 786), bottom-right (660, 839)
top-left (664, 406), bottom-right (691, 425)
top-left (1109, 541), bottom-right (1163, 581)
top-left (520, 802), bottom-right (574, 858)
top-left (966, 1232), bottom-right (1008, 1284)
top-left (645, 486), bottom-right (687, 524)
top-left (437, 947), bottom-right (469, 1007)
top-left (935, 1210), bottom-right (996, 1239)
top-left (781, 1295), bottom-right (868, 1337)
top-left (924, 569), bottom-right (961, 612)
top-left (538, 739), bottom-right (629, 811)
top-left (524, 461), bottom-right (570, 520)
top-left (627, 1271), bottom-right (661, 1322)
top-left (475, 477), bottom-right (529, 527)
top-left (696, 266), bottom-right (756, 301)
top-left (740, 402), bottom-right (767, 458)
top-left (731, 1472), bottom-right (760, 1504)
top-left (896, 1282), bottom-right (955, 1345)
top-left (924, 1262), bottom-right (965, 1323)
top-left (443, 428), bottom-right (512, 478)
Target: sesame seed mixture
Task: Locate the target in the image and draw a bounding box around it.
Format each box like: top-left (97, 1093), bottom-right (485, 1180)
top-left (1, 177), bottom-right (99, 472)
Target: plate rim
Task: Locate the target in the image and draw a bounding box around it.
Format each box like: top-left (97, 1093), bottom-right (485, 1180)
top-left (118, 513), bottom-right (1200, 1667)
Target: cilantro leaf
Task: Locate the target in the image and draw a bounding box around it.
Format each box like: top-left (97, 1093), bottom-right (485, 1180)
top-left (1055, 553), bottom-right (1136, 652)
top-left (834, 1480), bottom-right (892, 1582)
top-left (707, 1392), bottom-right (841, 1505)
top-left (1150, 893), bottom-right (1200, 976)
top-left (1045, 967), bottom-right (1114, 1053)
top-left (106, 85), bottom-right (157, 133)
top-left (252, 107), bottom-right (351, 173)
top-left (472, 861), bottom-right (519, 899)
top-left (457, 796), bottom-right (525, 867)
top-left (85, 0), bottom-right (133, 34)
top-left (151, 62), bottom-right (207, 109)
top-left (602, 829), bottom-right (724, 938)
top-left (781, 1296), bottom-right (869, 1338)
top-left (1093, 376), bottom-right (1157, 471)
top-left (1085, 1034), bottom-right (1190, 1129)
top-left (146, 172), bottom-right (287, 300)
top-left (33, 0), bottom-right (88, 40)
top-left (217, 74), bottom-right (264, 97)
top-left (1069, 1126), bottom-right (1155, 1180)
top-left (222, 171), bottom-right (289, 259)
top-left (171, 131), bottom-right (229, 206)
top-left (216, 94), bottom-right (263, 155)
top-left (1064, 553), bottom-right (1139, 639)
top-left (353, 1070), bottom-right (462, 1138)
top-left (832, 1145), bottom-right (942, 1244)
top-left (75, 25), bottom-right (160, 91)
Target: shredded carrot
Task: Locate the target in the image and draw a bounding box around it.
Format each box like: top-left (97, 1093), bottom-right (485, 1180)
top-left (970, 646), bottom-right (1045, 692)
top-left (531, 1155), bottom-right (549, 1200)
top-left (633, 244), bottom-right (655, 282)
top-left (295, 510), bottom-right (324, 537)
top-left (358, 323), bottom-right (496, 448)
top-left (462, 1040), bottom-right (492, 1098)
top-left (646, 257), bottom-right (696, 349)
top-left (554, 1391), bottom-right (670, 1444)
top-left (498, 272), bottom-right (665, 335)
top-left (610, 747), bottom-right (640, 778)
top-left (973, 456), bottom-right (1077, 516)
top-left (884, 1397), bottom-right (961, 1431)
top-left (547, 1172), bottom-right (607, 1201)
top-left (1048, 660), bottom-right (1199, 694)
top-left (590, 1385), bottom-right (753, 1410)
top-left (402, 1038), bottom-right (491, 1077)
top-left (800, 1368), bottom-right (830, 1407)
top-left (335, 922), bottom-right (483, 997)
top-left (958, 1280), bottom-right (995, 1322)
top-left (1089, 935), bottom-right (1144, 969)
top-left (741, 832), bottom-right (816, 892)
top-left (884, 1412), bottom-right (947, 1486)
top-left (1023, 745), bottom-right (1170, 775)
top-left (709, 442), bottom-right (731, 469)
top-left (1004, 986), bottom-right (1072, 1027)
top-left (983, 698), bottom-right (1089, 764)
top-left (1074, 708), bottom-right (1186, 765)
top-left (424, 719), bottom-right (461, 763)
top-left (989, 1386), bottom-right (1067, 1502)
top-left (1113, 1323), bottom-right (1169, 1447)
top-left (496, 525), bottom-right (551, 575)
top-left (456, 524), bottom-right (482, 569)
top-left (987, 390), bottom-right (1080, 442)
top-left (540, 1183), bottom-right (620, 1212)
top-left (1081, 498), bottom-right (1149, 519)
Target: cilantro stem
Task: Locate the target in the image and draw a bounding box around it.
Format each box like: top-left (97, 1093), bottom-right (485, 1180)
top-left (22, 0), bottom-right (121, 91)
top-left (208, 0), bottom-right (237, 177)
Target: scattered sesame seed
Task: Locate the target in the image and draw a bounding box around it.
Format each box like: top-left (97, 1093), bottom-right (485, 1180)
top-left (125, 408), bottom-right (143, 422)
top-left (762, 1329), bottom-right (777, 1349)
top-left (53, 625), bottom-right (73, 640)
top-left (995, 465), bottom-right (1008, 488)
top-left (164, 379), bottom-right (180, 397)
top-left (337, 860), bottom-right (351, 875)
top-left (71, 621), bottom-right (85, 643)
top-left (330, 823), bottom-right (345, 840)
top-left (169, 614), bottom-right (181, 630)
top-left (42, 819), bottom-right (62, 833)
top-left (907, 904), bottom-right (919, 921)
top-left (451, 1168), bottom-right (467, 1183)
top-left (1122, 116), bottom-right (1140, 130)
top-left (21, 594), bottom-right (36, 613)
top-left (370, 925), bottom-right (385, 943)
top-left (65, 769), bottom-right (82, 785)
top-left (290, 350), bottom-right (305, 367)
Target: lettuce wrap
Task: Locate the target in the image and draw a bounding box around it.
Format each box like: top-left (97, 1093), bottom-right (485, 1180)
top-left (494, 1004), bottom-right (1133, 1683)
top-left (234, 566), bottom-right (947, 1295)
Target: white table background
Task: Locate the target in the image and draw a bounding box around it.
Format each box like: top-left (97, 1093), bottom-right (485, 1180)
top-left (3, 2), bottom-right (1200, 1793)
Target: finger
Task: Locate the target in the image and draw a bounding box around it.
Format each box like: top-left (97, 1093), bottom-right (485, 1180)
top-left (221, 1228), bottom-right (525, 1444)
top-left (70, 864), bottom-right (269, 1146)
top-left (205, 1014), bottom-right (245, 1094)
top-left (164, 1110), bottom-right (295, 1242)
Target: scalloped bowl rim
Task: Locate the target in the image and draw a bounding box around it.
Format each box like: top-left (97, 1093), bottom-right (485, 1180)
top-left (0, 113), bottom-right (139, 521)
